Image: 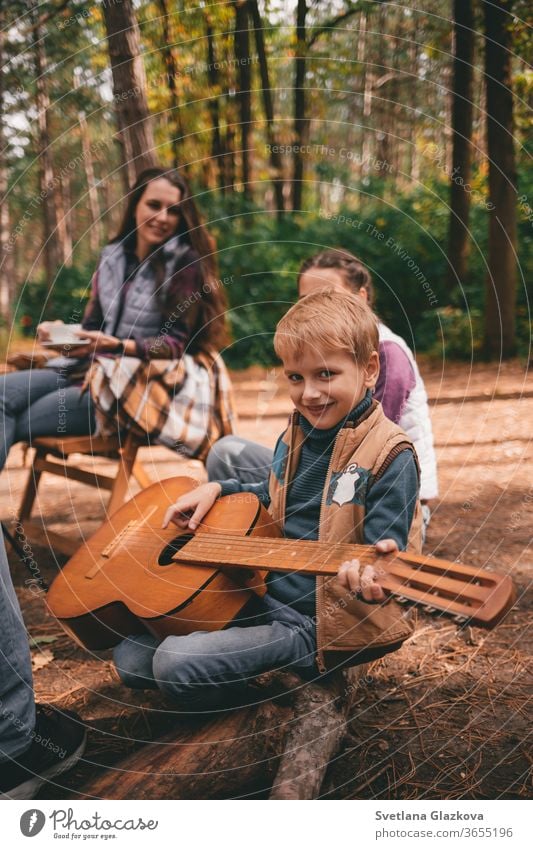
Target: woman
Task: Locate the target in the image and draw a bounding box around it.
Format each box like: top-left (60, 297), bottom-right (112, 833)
top-left (0, 167), bottom-right (231, 470)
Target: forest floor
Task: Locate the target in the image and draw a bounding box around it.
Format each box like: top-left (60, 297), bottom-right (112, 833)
top-left (2, 357), bottom-right (532, 800)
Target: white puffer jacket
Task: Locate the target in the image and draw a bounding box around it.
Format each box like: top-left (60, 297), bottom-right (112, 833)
top-left (378, 323), bottom-right (438, 500)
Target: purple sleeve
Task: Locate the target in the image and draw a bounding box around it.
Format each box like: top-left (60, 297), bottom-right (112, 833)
top-left (375, 340), bottom-right (416, 423)
top-left (81, 267), bottom-right (105, 331)
top-left (133, 318), bottom-right (190, 360)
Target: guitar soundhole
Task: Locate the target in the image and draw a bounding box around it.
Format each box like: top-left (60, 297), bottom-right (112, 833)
top-left (158, 533), bottom-right (195, 566)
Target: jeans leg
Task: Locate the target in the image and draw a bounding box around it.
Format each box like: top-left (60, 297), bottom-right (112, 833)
top-left (205, 435), bottom-right (273, 485)
top-left (152, 605), bottom-right (317, 711)
top-left (113, 634), bottom-right (161, 690)
top-left (13, 386), bottom-right (95, 446)
top-left (0, 369), bottom-right (61, 470)
top-left (0, 530), bottom-right (35, 761)
top-left (0, 369), bottom-right (95, 471)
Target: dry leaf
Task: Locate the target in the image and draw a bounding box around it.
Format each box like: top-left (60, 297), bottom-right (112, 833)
top-left (31, 636), bottom-right (57, 647)
top-left (31, 649), bottom-right (54, 671)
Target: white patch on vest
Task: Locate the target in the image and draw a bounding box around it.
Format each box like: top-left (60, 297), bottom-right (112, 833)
top-left (332, 463), bottom-right (361, 506)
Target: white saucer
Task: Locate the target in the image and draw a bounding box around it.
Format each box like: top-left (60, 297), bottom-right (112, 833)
top-left (41, 339), bottom-right (90, 348)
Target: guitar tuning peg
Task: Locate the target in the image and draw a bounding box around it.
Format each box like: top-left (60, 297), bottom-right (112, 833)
top-left (423, 606), bottom-right (437, 614)
top-left (453, 615), bottom-right (469, 625)
top-left (396, 595), bottom-right (409, 604)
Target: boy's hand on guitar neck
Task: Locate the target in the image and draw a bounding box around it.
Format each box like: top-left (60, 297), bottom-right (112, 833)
top-left (162, 482), bottom-right (222, 531)
top-left (337, 538), bottom-right (398, 604)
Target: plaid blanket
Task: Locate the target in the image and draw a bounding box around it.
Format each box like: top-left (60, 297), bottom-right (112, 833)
top-left (87, 352), bottom-right (236, 462)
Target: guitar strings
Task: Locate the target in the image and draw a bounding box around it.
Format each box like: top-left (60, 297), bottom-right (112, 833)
top-left (114, 531), bottom-right (489, 576)
top-left (102, 530), bottom-right (492, 585)
top-left (105, 528), bottom-right (480, 565)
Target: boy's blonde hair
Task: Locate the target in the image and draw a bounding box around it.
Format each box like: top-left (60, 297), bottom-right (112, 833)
top-left (274, 289), bottom-right (379, 366)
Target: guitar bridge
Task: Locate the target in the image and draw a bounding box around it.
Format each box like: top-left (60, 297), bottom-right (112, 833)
top-left (101, 520), bottom-right (138, 559)
top-left (85, 508), bottom-right (158, 580)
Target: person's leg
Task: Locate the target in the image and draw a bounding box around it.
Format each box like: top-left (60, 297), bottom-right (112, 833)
top-left (0, 529), bottom-right (35, 760)
top-left (151, 598), bottom-right (317, 711)
top-left (206, 435), bottom-right (273, 484)
top-left (0, 369), bottom-right (60, 470)
top-left (113, 634), bottom-right (161, 690)
top-left (0, 368), bottom-right (95, 471)
top-left (0, 527), bottom-right (86, 798)
top-left (13, 385), bottom-right (95, 446)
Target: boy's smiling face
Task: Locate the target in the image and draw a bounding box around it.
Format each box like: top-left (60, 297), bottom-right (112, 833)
top-left (283, 345), bottom-right (379, 430)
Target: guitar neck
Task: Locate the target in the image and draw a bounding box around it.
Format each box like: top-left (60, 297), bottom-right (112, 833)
top-left (180, 534), bottom-right (370, 576)
top-left (177, 534), bottom-right (515, 628)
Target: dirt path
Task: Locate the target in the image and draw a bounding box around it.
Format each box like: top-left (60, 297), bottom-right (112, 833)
top-left (2, 359), bottom-right (531, 799)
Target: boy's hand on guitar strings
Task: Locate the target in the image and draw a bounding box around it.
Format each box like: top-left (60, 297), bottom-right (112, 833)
top-left (337, 558), bottom-right (386, 603)
top-left (162, 482), bottom-right (222, 531)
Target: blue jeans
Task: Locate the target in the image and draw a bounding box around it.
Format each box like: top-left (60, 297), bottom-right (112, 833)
top-left (206, 435), bottom-right (273, 485)
top-left (0, 529), bottom-right (35, 761)
top-left (0, 368), bottom-right (95, 471)
top-left (114, 594), bottom-right (318, 712)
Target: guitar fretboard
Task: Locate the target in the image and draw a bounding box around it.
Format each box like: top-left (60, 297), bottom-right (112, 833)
top-left (180, 534), bottom-right (375, 575)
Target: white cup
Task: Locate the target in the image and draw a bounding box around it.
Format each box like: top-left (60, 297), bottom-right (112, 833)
top-left (46, 323), bottom-right (83, 344)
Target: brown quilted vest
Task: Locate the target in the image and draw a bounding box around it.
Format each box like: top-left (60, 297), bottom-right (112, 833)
top-left (268, 400), bottom-right (422, 671)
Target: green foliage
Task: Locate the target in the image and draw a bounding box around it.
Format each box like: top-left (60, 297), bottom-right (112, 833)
top-left (416, 307), bottom-right (484, 359)
top-left (203, 174), bottom-right (532, 367)
top-left (2, 0), bottom-right (531, 367)
top-left (15, 264), bottom-right (93, 334)
top-left (11, 166), bottom-right (531, 366)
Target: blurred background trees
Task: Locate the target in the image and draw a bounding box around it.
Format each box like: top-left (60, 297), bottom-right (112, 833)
top-left (0, 0), bottom-right (531, 364)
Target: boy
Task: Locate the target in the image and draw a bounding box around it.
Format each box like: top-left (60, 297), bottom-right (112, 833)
top-left (207, 248), bottom-right (437, 539)
top-left (113, 291), bottom-right (421, 709)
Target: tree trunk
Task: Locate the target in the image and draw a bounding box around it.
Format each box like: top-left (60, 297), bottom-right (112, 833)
top-left (292, 0), bottom-right (308, 211)
top-left (408, 22), bottom-right (420, 184)
top-left (76, 95), bottom-right (102, 254)
top-left (81, 668), bottom-right (367, 800)
top-left (483, 0), bottom-right (517, 358)
top-left (249, 0), bottom-right (285, 215)
top-left (30, 1), bottom-right (60, 290)
top-left (405, 16), bottom-right (422, 184)
top-left (349, 10), bottom-right (368, 192)
top-left (374, 4), bottom-right (390, 189)
top-left (225, 124), bottom-right (237, 193)
top-left (234, 1), bottom-right (252, 200)
top-left (360, 11), bottom-right (374, 191)
top-left (205, 16), bottom-right (226, 192)
top-left (447, 0), bottom-right (475, 289)
top-left (102, 0), bottom-right (156, 185)
top-left (54, 175), bottom-right (72, 267)
top-left (0, 163), bottom-right (15, 329)
top-left (0, 18), bottom-right (15, 327)
top-left (155, 0), bottom-right (185, 170)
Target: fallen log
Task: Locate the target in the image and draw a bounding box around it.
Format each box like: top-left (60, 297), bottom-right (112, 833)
top-left (269, 666), bottom-right (364, 800)
top-left (81, 666), bottom-right (368, 800)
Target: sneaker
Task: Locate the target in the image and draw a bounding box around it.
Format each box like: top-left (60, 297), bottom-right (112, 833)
top-left (0, 704), bottom-right (86, 800)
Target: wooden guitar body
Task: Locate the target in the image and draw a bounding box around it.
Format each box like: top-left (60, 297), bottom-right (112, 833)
top-left (46, 477), bottom-right (277, 650)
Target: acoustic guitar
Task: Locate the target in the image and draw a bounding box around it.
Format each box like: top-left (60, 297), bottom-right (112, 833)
top-left (46, 476), bottom-right (515, 650)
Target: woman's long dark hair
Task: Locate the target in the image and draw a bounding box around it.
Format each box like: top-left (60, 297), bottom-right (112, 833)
top-left (112, 167), bottom-right (228, 352)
